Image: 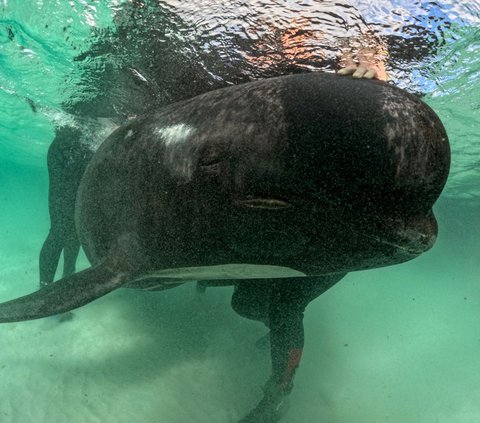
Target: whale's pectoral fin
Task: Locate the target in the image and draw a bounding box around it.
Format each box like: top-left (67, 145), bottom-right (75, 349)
top-left (0, 232), bottom-right (146, 323)
top-left (0, 264), bottom-right (129, 323)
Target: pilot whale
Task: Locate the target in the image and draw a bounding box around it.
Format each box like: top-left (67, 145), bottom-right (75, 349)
top-left (0, 72), bottom-right (450, 321)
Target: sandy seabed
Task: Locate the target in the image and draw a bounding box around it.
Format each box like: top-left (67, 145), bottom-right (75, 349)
top-left (0, 164), bottom-right (479, 423)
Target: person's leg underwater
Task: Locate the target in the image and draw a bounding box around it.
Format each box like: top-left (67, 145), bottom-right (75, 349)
top-left (39, 125), bottom-right (92, 288)
top-left (233, 274), bottom-right (346, 422)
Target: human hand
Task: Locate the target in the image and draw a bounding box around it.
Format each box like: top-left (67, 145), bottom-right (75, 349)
top-left (338, 47), bottom-right (389, 81)
top-left (338, 64), bottom-right (379, 79)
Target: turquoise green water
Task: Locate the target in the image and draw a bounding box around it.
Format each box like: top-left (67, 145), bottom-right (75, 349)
top-left (1, 1), bottom-right (479, 422)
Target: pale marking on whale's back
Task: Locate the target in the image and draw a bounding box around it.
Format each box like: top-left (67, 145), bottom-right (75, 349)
top-left (156, 123), bottom-right (194, 146)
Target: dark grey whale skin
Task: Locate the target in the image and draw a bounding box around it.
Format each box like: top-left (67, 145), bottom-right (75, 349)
top-left (0, 72), bottom-right (450, 322)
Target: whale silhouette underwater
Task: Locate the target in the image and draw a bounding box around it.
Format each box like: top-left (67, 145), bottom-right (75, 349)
top-left (0, 72), bottom-right (450, 421)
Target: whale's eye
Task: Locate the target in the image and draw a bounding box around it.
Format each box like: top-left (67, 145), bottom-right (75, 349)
top-left (234, 198), bottom-right (292, 210)
top-left (199, 157), bottom-right (222, 167)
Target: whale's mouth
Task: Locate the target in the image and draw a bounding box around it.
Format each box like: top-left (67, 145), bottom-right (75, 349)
top-left (362, 228), bottom-right (436, 255)
top-left (233, 198), bottom-right (292, 210)
top-left (358, 213), bottom-right (438, 256)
